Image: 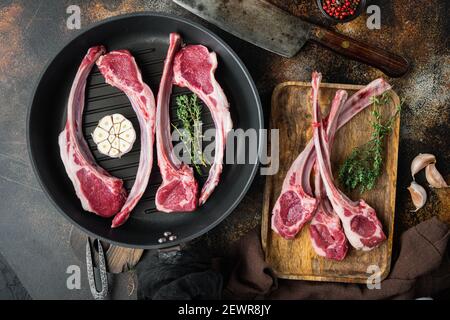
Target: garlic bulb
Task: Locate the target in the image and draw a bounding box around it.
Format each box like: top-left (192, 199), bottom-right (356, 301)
top-left (92, 114), bottom-right (136, 158)
top-left (407, 181), bottom-right (427, 212)
top-left (411, 153), bottom-right (436, 179)
top-left (425, 163), bottom-right (448, 188)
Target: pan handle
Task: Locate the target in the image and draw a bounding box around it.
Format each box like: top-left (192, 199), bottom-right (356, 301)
top-left (157, 245), bottom-right (183, 261)
top-left (309, 25), bottom-right (410, 78)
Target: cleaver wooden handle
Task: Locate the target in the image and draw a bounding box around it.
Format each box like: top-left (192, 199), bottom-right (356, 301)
top-left (310, 26), bottom-right (409, 78)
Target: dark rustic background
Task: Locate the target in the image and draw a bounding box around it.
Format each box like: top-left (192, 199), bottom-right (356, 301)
top-left (0, 0), bottom-right (448, 299)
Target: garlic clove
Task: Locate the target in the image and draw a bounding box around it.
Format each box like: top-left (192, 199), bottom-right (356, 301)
top-left (120, 120), bottom-right (132, 133)
top-left (98, 115), bottom-right (113, 131)
top-left (407, 181), bottom-right (427, 212)
top-left (111, 137), bottom-right (120, 150)
top-left (113, 123), bottom-right (121, 134)
top-left (109, 148), bottom-right (120, 158)
top-left (425, 163), bottom-right (448, 188)
top-left (119, 129), bottom-right (136, 143)
top-left (411, 153), bottom-right (436, 179)
top-left (119, 140), bottom-right (132, 154)
top-left (97, 140), bottom-right (111, 155)
top-left (92, 127), bottom-right (108, 144)
top-left (112, 113), bottom-right (125, 123)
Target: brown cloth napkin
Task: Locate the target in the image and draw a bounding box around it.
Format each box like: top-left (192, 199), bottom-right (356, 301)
top-left (224, 217), bottom-right (450, 300)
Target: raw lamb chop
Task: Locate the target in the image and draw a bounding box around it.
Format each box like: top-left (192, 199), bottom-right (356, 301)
top-left (311, 72), bottom-right (386, 251)
top-left (155, 33), bottom-right (198, 212)
top-left (96, 50), bottom-right (156, 228)
top-left (309, 90), bottom-right (348, 260)
top-left (310, 183), bottom-right (349, 259)
top-left (173, 45), bottom-right (233, 205)
top-left (59, 46), bottom-right (127, 218)
top-left (271, 77), bottom-right (391, 239)
top-left (271, 138), bottom-right (318, 239)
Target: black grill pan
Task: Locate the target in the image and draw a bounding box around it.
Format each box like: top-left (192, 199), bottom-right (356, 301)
top-left (27, 13), bottom-right (263, 249)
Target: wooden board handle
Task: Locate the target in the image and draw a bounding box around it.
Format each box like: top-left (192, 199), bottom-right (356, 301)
top-left (310, 26), bottom-right (409, 78)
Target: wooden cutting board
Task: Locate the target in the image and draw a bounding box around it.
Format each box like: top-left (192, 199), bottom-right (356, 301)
top-left (261, 81), bottom-right (400, 283)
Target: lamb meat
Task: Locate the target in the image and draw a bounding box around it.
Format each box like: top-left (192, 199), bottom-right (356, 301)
top-left (311, 72), bottom-right (386, 251)
top-left (155, 33), bottom-right (198, 212)
top-left (96, 50), bottom-right (156, 228)
top-left (58, 46), bottom-right (127, 218)
top-left (173, 45), bottom-right (233, 205)
top-left (310, 188), bottom-right (349, 259)
top-left (271, 139), bottom-right (318, 239)
top-left (309, 90), bottom-right (348, 260)
top-left (272, 78), bottom-right (391, 239)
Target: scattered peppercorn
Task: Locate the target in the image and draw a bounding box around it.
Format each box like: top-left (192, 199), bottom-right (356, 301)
top-left (321, 0), bottom-right (361, 20)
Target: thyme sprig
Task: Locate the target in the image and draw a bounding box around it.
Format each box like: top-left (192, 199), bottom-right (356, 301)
top-left (338, 92), bottom-right (402, 193)
top-left (172, 94), bottom-right (208, 175)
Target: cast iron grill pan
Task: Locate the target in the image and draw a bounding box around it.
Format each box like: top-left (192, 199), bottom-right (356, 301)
top-left (28, 13), bottom-right (263, 249)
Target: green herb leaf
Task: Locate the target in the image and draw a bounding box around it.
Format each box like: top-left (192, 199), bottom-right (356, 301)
top-left (173, 93), bottom-right (208, 175)
top-left (338, 92), bottom-right (402, 193)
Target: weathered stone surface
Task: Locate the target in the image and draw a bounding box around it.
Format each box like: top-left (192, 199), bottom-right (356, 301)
top-left (0, 252), bottom-right (30, 300)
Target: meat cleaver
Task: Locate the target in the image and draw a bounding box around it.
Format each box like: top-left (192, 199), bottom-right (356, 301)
top-left (173, 0), bottom-right (409, 77)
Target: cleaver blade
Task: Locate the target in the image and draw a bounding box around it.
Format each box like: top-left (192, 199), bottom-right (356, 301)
top-left (173, 0), bottom-right (311, 58)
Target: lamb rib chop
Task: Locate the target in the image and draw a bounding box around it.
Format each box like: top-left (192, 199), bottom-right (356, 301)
top-left (312, 72), bottom-right (386, 251)
top-left (272, 78), bottom-right (391, 240)
top-left (96, 50), bottom-right (156, 228)
top-left (271, 139), bottom-right (317, 239)
top-left (309, 90), bottom-right (348, 260)
top-left (173, 45), bottom-right (233, 205)
top-left (155, 33), bottom-right (198, 212)
top-left (59, 46), bottom-right (127, 218)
